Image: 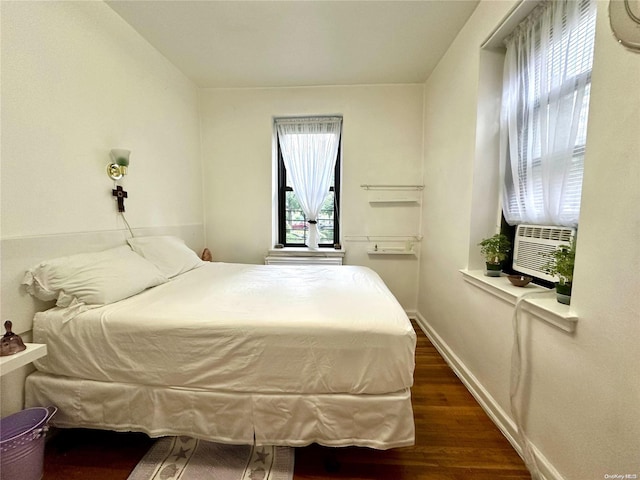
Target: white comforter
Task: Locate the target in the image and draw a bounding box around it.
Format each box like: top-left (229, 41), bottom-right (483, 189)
top-left (33, 263), bottom-right (416, 395)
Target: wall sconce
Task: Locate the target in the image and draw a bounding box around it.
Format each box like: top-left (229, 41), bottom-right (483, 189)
top-left (107, 149), bottom-right (130, 180)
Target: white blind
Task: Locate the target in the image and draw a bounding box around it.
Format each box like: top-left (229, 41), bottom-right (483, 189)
top-left (500, 0), bottom-right (596, 228)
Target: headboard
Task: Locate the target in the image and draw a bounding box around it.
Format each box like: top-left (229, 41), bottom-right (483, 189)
top-left (0, 224), bottom-right (205, 338)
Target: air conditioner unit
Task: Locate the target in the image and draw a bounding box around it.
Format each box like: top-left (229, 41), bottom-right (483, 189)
top-left (512, 224), bottom-right (576, 282)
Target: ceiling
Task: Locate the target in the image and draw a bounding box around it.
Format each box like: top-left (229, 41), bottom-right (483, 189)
top-left (106, 0), bottom-right (479, 89)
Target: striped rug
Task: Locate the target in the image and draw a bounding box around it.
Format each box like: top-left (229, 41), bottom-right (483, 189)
top-left (127, 436), bottom-right (294, 480)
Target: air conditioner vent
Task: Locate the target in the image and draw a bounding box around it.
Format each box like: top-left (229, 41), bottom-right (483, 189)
top-left (516, 225), bottom-right (573, 242)
top-left (513, 224), bottom-right (576, 281)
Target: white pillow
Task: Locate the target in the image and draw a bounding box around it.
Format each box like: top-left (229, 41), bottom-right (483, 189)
top-left (127, 236), bottom-right (205, 278)
top-left (23, 245), bottom-right (168, 307)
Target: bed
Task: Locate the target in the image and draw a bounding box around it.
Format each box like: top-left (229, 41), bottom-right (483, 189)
top-left (23, 237), bottom-right (416, 449)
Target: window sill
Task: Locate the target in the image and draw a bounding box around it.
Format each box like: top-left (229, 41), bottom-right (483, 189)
top-left (460, 269), bottom-right (578, 333)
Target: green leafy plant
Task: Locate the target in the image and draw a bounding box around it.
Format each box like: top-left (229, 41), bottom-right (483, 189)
top-left (542, 238), bottom-right (576, 286)
top-left (478, 234), bottom-right (511, 265)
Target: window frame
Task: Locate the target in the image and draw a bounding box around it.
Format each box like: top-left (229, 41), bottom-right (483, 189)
top-left (276, 137), bottom-right (341, 248)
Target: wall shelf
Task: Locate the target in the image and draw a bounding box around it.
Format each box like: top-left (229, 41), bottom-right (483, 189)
top-left (368, 199), bottom-right (420, 205)
top-left (358, 184), bottom-right (423, 257)
top-left (367, 248), bottom-right (417, 256)
top-left (0, 343), bottom-right (47, 376)
top-left (344, 235), bottom-right (422, 242)
top-left (360, 184), bottom-right (424, 190)
top-left (360, 184), bottom-right (424, 207)
top-left (363, 185), bottom-right (423, 204)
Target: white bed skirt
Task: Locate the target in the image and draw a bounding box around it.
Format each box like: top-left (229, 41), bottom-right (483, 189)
top-left (25, 372), bottom-right (415, 450)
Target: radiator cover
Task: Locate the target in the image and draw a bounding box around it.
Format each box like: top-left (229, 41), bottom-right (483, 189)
top-left (264, 256), bottom-right (343, 266)
top-left (264, 249), bottom-right (344, 266)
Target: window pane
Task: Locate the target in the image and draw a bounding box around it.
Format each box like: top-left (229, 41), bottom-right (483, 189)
top-left (285, 191), bottom-right (306, 244)
top-left (285, 190), bottom-right (336, 245)
top-left (318, 191), bottom-right (335, 244)
top-left (286, 174), bottom-right (335, 190)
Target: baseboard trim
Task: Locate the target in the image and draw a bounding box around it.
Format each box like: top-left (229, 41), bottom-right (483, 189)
top-left (405, 309), bottom-right (417, 320)
top-left (413, 311), bottom-right (564, 480)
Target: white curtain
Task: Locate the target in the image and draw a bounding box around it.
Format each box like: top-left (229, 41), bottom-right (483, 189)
top-left (500, 0), bottom-right (596, 228)
top-left (276, 117), bottom-right (342, 249)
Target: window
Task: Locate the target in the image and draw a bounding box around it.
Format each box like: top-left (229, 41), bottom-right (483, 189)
top-left (500, 0), bottom-right (596, 228)
top-left (275, 117), bottom-right (342, 248)
top-left (498, 0), bottom-right (596, 284)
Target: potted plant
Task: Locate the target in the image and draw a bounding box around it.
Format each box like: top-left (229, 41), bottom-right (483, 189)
top-left (478, 234), bottom-right (511, 277)
top-left (542, 238), bottom-right (576, 305)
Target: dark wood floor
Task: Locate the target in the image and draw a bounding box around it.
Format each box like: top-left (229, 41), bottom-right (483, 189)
top-left (42, 323), bottom-right (530, 479)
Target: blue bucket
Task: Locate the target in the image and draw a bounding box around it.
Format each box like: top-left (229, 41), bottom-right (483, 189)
top-left (0, 406), bottom-right (56, 480)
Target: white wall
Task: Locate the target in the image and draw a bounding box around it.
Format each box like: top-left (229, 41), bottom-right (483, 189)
top-left (417, 1), bottom-right (640, 479)
top-left (1, 1), bottom-right (203, 415)
top-left (1, 1), bottom-right (203, 239)
top-left (200, 85), bottom-right (424, 309)
top-left (4, 2), bottom-right (636, 475)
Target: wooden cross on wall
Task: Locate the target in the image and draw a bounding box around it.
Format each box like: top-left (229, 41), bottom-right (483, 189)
top-left (112, 185), bottom-right (128, 213)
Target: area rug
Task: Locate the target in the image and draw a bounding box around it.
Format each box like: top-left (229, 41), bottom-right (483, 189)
top-left (127, 436), bottom-right (294, 480)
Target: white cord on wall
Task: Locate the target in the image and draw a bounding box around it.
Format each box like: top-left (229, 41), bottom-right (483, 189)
top-left (120, 212), bottom-right (134, 238)
top-left (510, 290), bottom-right (556, 480)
